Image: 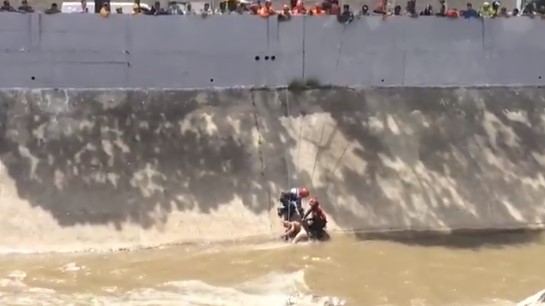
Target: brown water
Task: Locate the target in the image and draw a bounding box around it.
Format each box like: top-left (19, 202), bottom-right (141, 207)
top-left (0, 232), bottom-right (543, 306)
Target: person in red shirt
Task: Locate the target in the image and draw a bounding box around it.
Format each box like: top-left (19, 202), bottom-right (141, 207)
top-left (259, 0), bottom-right (276, 16)
top-left (302, 197), bottom-right (328, 241)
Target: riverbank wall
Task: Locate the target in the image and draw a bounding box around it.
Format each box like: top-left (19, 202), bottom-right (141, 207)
top-left (1, 15), bottom-right (545, 252)
top-left (1, 88), bottom-right (545, 252)
top-left (1, 14), bottom-right (545, 89)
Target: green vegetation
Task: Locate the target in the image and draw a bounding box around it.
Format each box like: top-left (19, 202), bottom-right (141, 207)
top-left (287, 78), bottom-right (323, 93)
top-left (305, 78), bottom-right (322, 89)
top-left (250, 78), bottom-right (326, 93)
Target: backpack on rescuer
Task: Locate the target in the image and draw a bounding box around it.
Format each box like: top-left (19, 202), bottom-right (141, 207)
top-left (277, 187), bottom-right (310, 221)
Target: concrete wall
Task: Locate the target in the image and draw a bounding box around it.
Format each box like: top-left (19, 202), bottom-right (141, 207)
top-left (1, 14), bottom-right (545, 89)
top-left (2, 87), bottom-right (545, 252)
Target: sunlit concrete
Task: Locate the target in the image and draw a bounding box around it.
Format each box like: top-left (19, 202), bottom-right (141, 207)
top-left (0, 88), bottom-right (544, 252)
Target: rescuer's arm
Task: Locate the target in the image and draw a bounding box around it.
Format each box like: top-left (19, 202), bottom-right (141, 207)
top-left (296, 199), bottom-right (305, 218)
top-left (302, 207), bottom-right (312, 221)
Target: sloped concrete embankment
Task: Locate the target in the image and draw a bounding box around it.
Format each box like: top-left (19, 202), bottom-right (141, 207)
top-left (0, 88), bottom-right (544, 252)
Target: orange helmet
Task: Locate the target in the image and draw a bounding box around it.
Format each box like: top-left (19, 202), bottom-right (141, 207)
top-left (308, 197), bottom-right (319, 207)
top-left (299, 187), bottom-right (310, 198)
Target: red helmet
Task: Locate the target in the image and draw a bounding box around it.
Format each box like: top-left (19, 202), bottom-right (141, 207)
top-left (308, 197), bottom-right (319, 207)
top-left (299, 187), bottom-right (310, 198)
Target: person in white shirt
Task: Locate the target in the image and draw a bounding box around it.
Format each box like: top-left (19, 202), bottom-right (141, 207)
top-left (200, 2), bottom-right (212, 15)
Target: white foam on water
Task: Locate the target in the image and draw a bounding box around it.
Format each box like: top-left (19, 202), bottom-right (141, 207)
top-left (0, 268), bottom-right (528, 306)
top-left (0, 270), bottom-right (345, 306)
top-left (375, 299), bottom-right (516, 306)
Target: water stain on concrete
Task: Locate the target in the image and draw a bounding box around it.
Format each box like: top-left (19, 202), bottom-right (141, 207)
top-left (0, 87), bottom-right (544, 251)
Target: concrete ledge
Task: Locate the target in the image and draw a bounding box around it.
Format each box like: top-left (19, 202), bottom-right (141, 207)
top-left (0, 15), bottom-right (544, 88)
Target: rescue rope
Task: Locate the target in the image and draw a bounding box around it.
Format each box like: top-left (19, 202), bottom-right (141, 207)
top-left (283, 86), bottom-right (298, 270)
top-left (284, 88), bottom-right (293, 224)
top-left (310, 120), bottom-right (326, 186)
top-left (250, 92), bottom-right (274, 237)
top-left (334, 22), bottom-right (348, 78)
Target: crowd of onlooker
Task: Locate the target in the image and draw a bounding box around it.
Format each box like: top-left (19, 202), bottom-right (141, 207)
top-left (0, 0), bottom-right (544, 18)
top-left (357, 0), bottom-right (537, 18)
top-left (242, 0), bottom-right (542, 18)
top-left (0, 0), bottom-right (60, 13)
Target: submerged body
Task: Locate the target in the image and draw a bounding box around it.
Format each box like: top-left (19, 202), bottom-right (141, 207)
top-left (282, 220), bottom-right (303, 241)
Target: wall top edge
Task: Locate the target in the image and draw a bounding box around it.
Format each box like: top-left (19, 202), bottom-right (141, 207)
top-left (0, 13), bottom-right (540, 22)
top-left (0, 85), bottom-right (539, 91)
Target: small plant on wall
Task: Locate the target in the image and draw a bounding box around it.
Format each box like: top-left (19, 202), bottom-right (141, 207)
top-left (287, 78), bottom-right (322, 94)
top-left (305, 78), bottom-right (321, 89)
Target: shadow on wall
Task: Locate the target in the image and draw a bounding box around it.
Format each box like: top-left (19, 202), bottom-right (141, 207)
top-left (1, 87), bottom-right (545, 251)
top-left (0, 89), bottom-right (296, 230)
top-left (267, 87), bottom-right (545, 249)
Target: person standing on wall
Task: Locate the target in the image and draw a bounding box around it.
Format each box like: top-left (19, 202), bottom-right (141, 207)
top-left (94, 0), bottom-right (109, 13)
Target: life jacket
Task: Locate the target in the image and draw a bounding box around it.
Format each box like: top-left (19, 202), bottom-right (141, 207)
top-left (309, 207), bottom-right (327, 223)
top-left (479, 4), bottom-right (494, 17)
top-left (306, 207), bottom-right (327, 233)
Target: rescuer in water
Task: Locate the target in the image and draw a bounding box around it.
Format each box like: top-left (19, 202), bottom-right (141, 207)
top-left (301, 197), bottom-right (328, 241)
top-left (277, 187), bottom-right (310, 221)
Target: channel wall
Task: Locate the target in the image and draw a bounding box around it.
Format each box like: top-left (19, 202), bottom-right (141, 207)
top-left (1, 15), bottom-right (545, 252)
top-left (1, 14), bottom-right (545, 88)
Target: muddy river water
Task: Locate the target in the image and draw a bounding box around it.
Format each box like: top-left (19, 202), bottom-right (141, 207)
top-left (0, 232), bottom-right (543, 306)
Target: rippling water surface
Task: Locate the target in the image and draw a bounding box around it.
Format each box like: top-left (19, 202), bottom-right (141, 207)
top-left (0, 232), bottom-right (543, 306)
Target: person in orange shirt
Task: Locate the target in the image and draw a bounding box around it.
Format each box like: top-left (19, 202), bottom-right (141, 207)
top-left (99, 2), bottom-right (110, 17)
top-left (132, 5), bottom-right (143, 15)
top-left (310, 3), bottom-right (325, 15)
top-left (292, 0), bottom-right (306, 14)
top-left (259, 0), bottom-right (276, 16)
